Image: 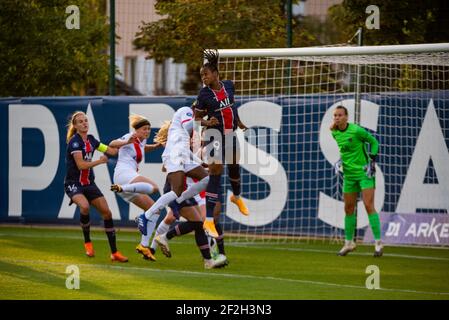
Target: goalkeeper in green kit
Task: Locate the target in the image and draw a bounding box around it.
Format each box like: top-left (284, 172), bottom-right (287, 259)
top-left (331, 105), bottom-right (383, 257)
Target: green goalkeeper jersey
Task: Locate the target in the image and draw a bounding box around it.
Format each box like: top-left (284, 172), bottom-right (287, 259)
top-left (331, 123), bottom-right (379, 179)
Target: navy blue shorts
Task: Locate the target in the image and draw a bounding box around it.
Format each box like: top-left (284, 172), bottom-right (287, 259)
top-left (64, 181), bottom-right (104, 204)
top-left (203, 130), bottom-right (240, 164)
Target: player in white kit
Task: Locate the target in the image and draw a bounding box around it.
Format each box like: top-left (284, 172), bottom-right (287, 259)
top-left (136, 103), bottom-right (213, 238)
top-left (145, 120), bottom-right (226, 268)
top-left (109, 114), bottom-right (162, 261)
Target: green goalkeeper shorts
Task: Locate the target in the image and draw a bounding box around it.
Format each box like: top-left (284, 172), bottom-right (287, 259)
top-left (343, 176), bottom-right (375, 193)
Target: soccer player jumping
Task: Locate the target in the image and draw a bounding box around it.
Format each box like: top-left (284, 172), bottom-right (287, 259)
top-left (331, 105), bottom-right (383, 257)
top-left (195, 48), bottom-right (249, 239)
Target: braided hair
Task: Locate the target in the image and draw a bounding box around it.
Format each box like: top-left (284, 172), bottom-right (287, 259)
top-left (202, 48), bottom-right (219, 73)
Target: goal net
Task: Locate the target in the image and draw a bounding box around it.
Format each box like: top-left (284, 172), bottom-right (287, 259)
top-left (215, 43), bottom-right (449, 243)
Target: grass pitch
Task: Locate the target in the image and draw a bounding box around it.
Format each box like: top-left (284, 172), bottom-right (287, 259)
top-left (0, 225), bottom-right (448, 300)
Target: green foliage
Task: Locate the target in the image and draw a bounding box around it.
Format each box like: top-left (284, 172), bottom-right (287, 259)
top-left (133, 0), bottom-right (294, 93)
top-left (329, 0), bottom-right (449, 45)
top-left (0, 0), bottom-right (110, 97)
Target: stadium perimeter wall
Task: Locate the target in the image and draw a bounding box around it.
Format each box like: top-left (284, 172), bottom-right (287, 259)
top-left (1, 93), bottom-right (448, 245)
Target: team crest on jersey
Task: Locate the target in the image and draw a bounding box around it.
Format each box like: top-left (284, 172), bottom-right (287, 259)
top-left (72, 142), bottom-right (79, 148)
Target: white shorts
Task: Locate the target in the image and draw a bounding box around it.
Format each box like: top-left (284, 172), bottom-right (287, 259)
top-left (113, 169), bottom-right (139, 202)
top-left (162, 148), bottom-right (202, 174)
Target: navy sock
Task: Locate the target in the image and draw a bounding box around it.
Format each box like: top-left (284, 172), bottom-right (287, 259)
top-left (192, 222), bottom-right (211, 260)
top-left (215, 223), bottom-right (225, 255)
top-left (228, 164), bottom-right (241, 196)
top-left (104, 218), bottom-right (117, 254)
top-left (206, 175), bottom-right (222, 219)
top-left (167, 221), bottom-right (196, 239)
top-left (80, 214), bottom-right (91, 243)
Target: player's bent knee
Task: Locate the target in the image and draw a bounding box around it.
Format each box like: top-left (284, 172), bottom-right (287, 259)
top-left (345, 206), bottom-right (356, 215)
top-left (79, 205), bottom-right (90, 214)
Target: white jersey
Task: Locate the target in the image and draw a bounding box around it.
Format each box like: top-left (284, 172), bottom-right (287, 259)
top-left (162, 107), bottom-right (194, 158)
top-left (162, 107), bottom-right (202, 173)
top-left (114, 132), bottom-right (146, 173)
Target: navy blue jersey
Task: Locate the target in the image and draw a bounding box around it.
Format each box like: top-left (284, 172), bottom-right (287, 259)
top-left (196, 80), bottom-right (239, 134)
top-left (65, 133), bottom-right (100, 185)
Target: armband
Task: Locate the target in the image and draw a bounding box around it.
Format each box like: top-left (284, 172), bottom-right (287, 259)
top-left (97, 143), bottom-right (108, 153)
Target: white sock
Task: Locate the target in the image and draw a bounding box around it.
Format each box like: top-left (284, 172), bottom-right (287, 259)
top-left (176, 176), bottom-right (209, 204)
top-left (150, 221), bottom-right (171, 250)
top-left (144, 191), bottom-right (177, 219)
top-left (140, 213), bottom-right (159, 247)
top-left (122, 182), bottom-right (154, 194)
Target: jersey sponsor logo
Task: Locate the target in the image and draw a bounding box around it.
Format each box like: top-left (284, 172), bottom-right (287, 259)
top-left (219, 97), bottom-right (232, 108)
top-left (84, 151), bottom-right (93, 161)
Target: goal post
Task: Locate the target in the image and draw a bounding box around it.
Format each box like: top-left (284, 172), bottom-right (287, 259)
top-left (215, 43), bottom-right (449, 244)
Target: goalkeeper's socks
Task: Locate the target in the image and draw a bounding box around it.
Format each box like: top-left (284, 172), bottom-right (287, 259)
top-left (368, 212), bottom-right (382, 241)
top-left (80, 214), bottom-right (91, 243)
top-left (104, 218), bottom-right (117, 254)
top-left (192, 222), bottom-right (211, 260)
top-left (215, 223), bottom-right (226, 255)
top-left (166, 221), bottom-right (196, 239)
top-left (205, 175), bottom-right (222, 219)
top-left (344, 214), bottom-right (356, 241)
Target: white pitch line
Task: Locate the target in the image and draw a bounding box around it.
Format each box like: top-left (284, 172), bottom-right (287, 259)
top-left (1, 231), bottom-right (449, 262)
top-left (1, 257), bottom-right (449, 297)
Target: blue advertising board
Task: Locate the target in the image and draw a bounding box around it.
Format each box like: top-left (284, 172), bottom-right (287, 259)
top-left (1, 92), bottom-right (448, 239)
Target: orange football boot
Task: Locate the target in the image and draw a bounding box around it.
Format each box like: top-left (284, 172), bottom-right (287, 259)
top-left (84, 242), bottom-right (95, 257)
top-left (111, 251), bottom-right (129, 262)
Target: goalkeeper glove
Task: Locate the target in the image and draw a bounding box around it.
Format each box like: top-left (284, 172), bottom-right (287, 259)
top-left (364, 154), bottom-right (377, 178)
top-left (334, 159), bottom-right (343, 176)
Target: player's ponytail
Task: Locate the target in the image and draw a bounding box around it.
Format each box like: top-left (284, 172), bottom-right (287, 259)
top-left (66, 111), bottom-right (85, 143)
top-left (202, 48), bottom-right (219, 73)
top-left (154, 120), bottom-right (171, 146)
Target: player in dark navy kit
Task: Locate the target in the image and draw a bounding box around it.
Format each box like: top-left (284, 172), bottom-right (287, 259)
top-left (195, 49), bottom-right (249, 258)
top-left (65, 111), bottom-right (128, 262)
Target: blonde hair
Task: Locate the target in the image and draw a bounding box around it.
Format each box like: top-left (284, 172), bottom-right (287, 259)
top-left (129, 114), bottom-right (150, 129)
top-left (154, 121), bottom-right (171, 146)
top-left (66, 111), bottom-right (86, 143)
